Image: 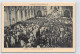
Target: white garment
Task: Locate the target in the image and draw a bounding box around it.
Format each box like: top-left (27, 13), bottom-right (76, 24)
top-left (23, 30), bottom-right (26, 35)
top-left (20, 40), bottom-right (24, 47)
top-left (40, 27), bottom-right (45, 34)
top-left (33, 28), bottom-right (38, 38)
top-left (6, 42), bottom-right (8, 48)
top-left (27, 43), bottom-right (31, 47)
top-left (11, 36), bottom-right (15, 46)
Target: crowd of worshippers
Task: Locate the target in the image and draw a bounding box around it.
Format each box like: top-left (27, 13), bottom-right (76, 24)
top-left (4, 18), bottom-right (72, 48)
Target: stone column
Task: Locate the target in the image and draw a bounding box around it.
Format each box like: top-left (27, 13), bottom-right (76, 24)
top-left (22, 9), bottom-right (25, 21)
top-left (15, 7), bottom-right (17, 23)
top-left (8, 7), bottom-right (11, 25)
top-left (25, 9), bottom-right (27, 20)
top-left (30, 9), bottom-right (31, 18)
top-left (33, 10), bottom-right (34, 17)
top-left (27, 9), bottom-right (29, 19)
top-left (4, 9), bottom-right (8, 26)
top-left (17, 9), bottom-right (21, 21)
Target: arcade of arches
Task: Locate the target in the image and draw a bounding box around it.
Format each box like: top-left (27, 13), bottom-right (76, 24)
top-left (4, 6), bottom-right (72, 26)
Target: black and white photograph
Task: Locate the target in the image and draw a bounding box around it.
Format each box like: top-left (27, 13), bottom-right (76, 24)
top-left (2, 2), bottom-right (75, 52)
top-left (4, 6), bottom-right (73, 48)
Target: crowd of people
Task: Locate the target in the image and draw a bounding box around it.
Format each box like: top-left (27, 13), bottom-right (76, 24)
top-left (4, 16), bottom-right (73, 48)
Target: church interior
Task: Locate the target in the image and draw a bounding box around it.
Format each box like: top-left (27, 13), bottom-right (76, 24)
top-left (4, 6), bottom-right (73, 48)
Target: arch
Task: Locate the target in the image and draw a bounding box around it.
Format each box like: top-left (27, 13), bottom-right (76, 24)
top-left (64, 10), bottom-right (70, 18)
top-left (37, 10), bottom-right (42, 17)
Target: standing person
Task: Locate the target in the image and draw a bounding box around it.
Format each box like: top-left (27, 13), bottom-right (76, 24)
top-left (8, 35), bottom-right (11, 47)
top-left (31, 37), bottom-right (37, 48)
top-left (36, 27), bottom-right (40, 45)
top-left (19, 34), bottom-right (25, 48)
top-left (4, 34), bottom-right (8, 48)
top-left (33, 26), bottom-right (38, 39)
top-left (20, 39), bottom-right (25, 48)
top-left (15, 32), bottom-right (20, 47)
top-left (11, 36), bottom-right (15, 47)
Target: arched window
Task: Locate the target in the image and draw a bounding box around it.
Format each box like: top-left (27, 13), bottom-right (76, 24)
top-left (37, 10), bottom-right (42, 17)
top-left (64, 10), bottom-right (70, 18)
